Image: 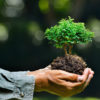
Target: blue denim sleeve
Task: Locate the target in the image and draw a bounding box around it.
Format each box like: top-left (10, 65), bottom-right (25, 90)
top-left (0, 68), bottom-right (35, 100)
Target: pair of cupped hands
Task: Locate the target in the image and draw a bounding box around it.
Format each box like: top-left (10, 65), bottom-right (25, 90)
top-left (28, 65), bottom-right (94, 97)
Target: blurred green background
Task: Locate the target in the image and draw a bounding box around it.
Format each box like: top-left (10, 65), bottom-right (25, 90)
top-left (0, 0), bottom-right (100, 99)
top-left (34, 97), bottom-right (100, 100)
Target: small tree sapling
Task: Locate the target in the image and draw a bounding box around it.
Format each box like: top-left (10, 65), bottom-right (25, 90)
top-left (45, 17), bottom-right (94, 75)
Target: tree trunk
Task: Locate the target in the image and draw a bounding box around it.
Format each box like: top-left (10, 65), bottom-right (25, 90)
top-left (64, 45), bottom-right (67, 56)
top-left (69, 45), bottom-right (73, 54)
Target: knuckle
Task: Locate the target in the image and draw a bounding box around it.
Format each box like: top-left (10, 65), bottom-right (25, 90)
top-left (69, 74), bottom-right (78, 81)
top-left (48, 74), bottom-right (60, 84)
top-left (57, 70), bottom-right (65, 75)
top-left (71, 75), bottom-right (77, 81)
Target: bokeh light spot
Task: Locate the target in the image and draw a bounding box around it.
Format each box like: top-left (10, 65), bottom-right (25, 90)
top-left (39, 0), bottom-right (49, 13)
top-left (6, 0), bottom-right (23, 6)
top-left (3, 0), bottom-right (24, 17)
top-left (88, 18), bottom-right (100, 48)
top-left (53, 0), bottom-right (70, 12)
top-left (0, 24), bottom-right (8, 42)
top-left (28, 22), bottom-right (44, 46)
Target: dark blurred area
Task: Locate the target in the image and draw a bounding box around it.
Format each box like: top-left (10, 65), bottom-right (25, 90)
top-left (0, 0), bottom-right (100, 98)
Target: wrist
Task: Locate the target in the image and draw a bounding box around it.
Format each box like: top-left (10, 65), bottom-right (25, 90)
top-left (27, 70), bottom-right (48, 92)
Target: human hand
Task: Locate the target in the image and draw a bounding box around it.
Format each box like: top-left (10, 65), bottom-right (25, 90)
top-left (27, 66), bottom-right (94, 97)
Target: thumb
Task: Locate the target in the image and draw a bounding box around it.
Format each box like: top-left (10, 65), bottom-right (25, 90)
top-left (44, 65), bottom-right (52, 70)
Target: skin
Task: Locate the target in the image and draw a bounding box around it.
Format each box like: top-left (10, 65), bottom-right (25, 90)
top-left (27, 65), bottom-right (94, 97)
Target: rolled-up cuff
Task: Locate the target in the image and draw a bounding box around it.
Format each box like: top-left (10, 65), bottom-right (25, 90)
top-left (0, 69), bottom-right (35, 100)
top-left (11, 71), bottom-right (35, 100)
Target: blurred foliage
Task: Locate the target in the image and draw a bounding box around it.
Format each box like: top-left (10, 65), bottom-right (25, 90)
top-left (33, 97), bottom-right (100, 100)
top-left (58, 97), bottom-right (100, 100)
top-left (53, 0), bottom-right (71, 12)
top-left (39, 0), bottom-right (49, 13)
top-left (0, 0), bottom-right (4, 7)
top-left (38, 0), bottom-right (71, 14)
top-left (28, 21), bottom-right (44, 46)
top-left (87, 19), bottom-right (100, 48)
top-left (0, 24), bottom-right (8, 41)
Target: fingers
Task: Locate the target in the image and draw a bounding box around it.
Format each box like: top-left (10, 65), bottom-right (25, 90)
top-left (68, 68), bottom-right (90, 87)
top-left (45, 67), bottom-right (94, 89)
top-left (82, 68), bottom-right (94, 89)
top-left (83, 74), bottom-right (93, 89)
top-left (56, 70), bottom-right (79, 82)
top-left (81, 68), bottom-right (90, 83)
top-left (45, 65), bottom-right (94, 84)
top-left (70, 68), bottom-right (94, 89)
top-left (44, 65), bottom-right (52, 70)
top-left (89, 68), bottom-right (94, 75)
top-left (72, 68), bottom-right (90, 87)
top-left (46, 67), bottom-right (91, 83)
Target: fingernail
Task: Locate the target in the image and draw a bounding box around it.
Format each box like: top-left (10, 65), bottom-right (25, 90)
top-left (89, 74), bottom-right (93, 78)
top-left (91, 71), bottom-right (94, 75)
top-left (78, 76), bottom-right (83, 82)
top-left (90, 68), bottom-right (94, 74)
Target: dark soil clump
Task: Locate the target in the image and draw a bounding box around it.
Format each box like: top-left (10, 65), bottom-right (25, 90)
top-left (51, 54), bottom-right (87, 75)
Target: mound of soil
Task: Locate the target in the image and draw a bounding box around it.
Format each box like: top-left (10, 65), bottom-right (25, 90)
top-left (51, 54), bottom-right (87, 75)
